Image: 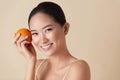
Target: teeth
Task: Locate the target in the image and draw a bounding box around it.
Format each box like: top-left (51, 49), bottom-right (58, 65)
top-left (41, 43), bottom-right (52, 49)
top-left (42, 45), bottom-right (50, 49)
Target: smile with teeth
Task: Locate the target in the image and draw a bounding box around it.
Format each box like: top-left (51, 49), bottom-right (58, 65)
top-left (41, 43), bottom-right (53, 50)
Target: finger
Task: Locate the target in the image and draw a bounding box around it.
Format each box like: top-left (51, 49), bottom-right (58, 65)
top-left (15, 36), bottom-right (29, 53)
top-left (20, 40), bottom-right (31, 55)
top-left (13, 33), bottom-right (21, 45)
top-left (16, 36), bottom-right (28, 47)
top-left (21, 40), bottom-right (30, 48)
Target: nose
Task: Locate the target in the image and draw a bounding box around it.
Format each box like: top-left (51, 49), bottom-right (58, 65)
top-left (40, 33), bottom-right (48, 44)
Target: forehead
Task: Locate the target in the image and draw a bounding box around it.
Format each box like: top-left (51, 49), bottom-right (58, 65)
top-left (29, 12), bottom-right (56, 29)
top-left (30, 13), bottom-right (55, 27)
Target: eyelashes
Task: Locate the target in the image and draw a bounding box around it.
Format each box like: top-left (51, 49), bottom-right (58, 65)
top-left (31, 32), bottom-right (38, 36)
top-left (45, 28), bottom-right (53, 33)
top-left (31, 28), bottom-right (53, 36)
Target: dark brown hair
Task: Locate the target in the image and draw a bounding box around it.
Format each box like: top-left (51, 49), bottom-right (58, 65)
top-left (28, 1), bottom-right (66, 27)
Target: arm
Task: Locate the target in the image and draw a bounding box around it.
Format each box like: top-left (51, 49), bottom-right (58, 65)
top-left (67, 60), bottom-right (90, 80)
top-left (24, 59), bottom-right (36, 80)
top-left (13, 34), bottom-right (37, 80)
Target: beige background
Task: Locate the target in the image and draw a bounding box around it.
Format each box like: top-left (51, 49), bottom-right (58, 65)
top-left (0, 0), bottom-right (120, 80)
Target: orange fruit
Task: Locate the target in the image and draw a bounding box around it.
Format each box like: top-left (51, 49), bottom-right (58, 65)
top-left (15, 28), bottom-right (32, 42)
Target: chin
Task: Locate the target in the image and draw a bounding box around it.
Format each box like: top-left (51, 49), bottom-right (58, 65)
top-left (40, 49), bottom-right (56, 57)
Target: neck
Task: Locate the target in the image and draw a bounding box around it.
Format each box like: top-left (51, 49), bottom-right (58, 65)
top-left (47, 48), bottom-right (72, 70)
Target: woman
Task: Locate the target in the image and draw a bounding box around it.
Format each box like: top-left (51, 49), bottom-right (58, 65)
top-left (14, 1), bottom-right (90, 80)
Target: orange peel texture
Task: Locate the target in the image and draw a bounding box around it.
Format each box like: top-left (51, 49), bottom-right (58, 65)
top-left (15, 28), bottom-right (32, 42)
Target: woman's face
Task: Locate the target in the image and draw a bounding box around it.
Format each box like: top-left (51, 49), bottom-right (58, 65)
top-left (29, 12), bottom-right (68, 56)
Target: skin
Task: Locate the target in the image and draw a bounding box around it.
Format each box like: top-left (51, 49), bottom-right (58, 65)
top-left (13, 12), bottom-right (90, 80)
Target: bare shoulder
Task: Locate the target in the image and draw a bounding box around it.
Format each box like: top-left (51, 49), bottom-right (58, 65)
top-left (70, 60), bottom-right (90, 74)
top-left (72, 60), bottom-right (90, 70)
top-left (67, 60), bottom-right (90, 80)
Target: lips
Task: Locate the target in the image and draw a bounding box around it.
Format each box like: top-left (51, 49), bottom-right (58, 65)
top-left (40, 43), bottom-right (53, 51)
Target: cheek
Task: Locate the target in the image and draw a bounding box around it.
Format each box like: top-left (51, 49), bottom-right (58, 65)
top-left (48, 31), bottom-right (57, 41)
top-left (32, 37), bottom-right (39, 46)
top-left (49, 31), bottom-right (64, 43)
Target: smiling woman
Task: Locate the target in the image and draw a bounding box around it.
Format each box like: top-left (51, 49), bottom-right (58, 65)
top-left (13, 1), bottom-right (90, 80)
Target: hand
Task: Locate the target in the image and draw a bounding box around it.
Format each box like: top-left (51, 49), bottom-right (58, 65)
top-left (13, 33), bottom-right (37, 63)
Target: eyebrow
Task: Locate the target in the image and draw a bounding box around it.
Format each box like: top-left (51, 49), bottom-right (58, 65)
top-left (30, 24), bottom-right (53, 32)
top-left (42, 24), bottom-right (53, 29)
top-left (30, 30), bottom-right (37, 32)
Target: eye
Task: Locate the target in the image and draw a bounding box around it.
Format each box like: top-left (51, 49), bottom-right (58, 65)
top-left (31, 32), bottom-right (38, 36)
top-left (45, 28), bottom-right (53, 33)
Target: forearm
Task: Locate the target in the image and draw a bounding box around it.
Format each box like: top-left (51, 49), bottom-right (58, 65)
top-left (24, 59), bottom-right (36, 80)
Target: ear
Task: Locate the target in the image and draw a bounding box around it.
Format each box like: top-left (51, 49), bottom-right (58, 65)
top-left (63, 22), bottom-right (70, 35)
